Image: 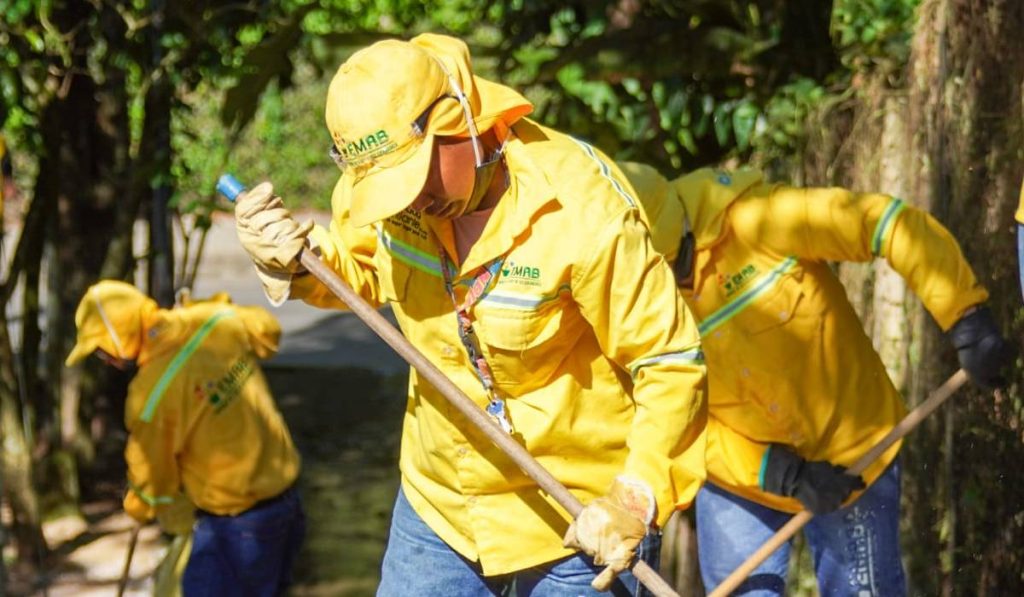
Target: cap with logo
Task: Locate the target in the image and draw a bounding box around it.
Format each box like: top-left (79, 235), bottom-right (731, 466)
top-left (325, 33), bottom-right (533, 228)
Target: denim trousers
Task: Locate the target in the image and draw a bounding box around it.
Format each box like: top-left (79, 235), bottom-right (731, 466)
top-left (182, 486), bottom-right (306, 597)
top-left (377, 486), bottom-right (662, 596)
top-left (696, 460), bottom-right (905, 596)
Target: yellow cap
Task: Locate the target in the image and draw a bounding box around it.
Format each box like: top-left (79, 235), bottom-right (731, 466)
top-left (66, 280), bottom-right (157, 366)
top-left (325, 33), bottom-right (532, 228)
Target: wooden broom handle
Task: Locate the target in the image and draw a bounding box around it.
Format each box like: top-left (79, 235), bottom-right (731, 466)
top-left (708, 369), bottom-right (969, 597)
top-left (298, 248), bottom-right (681, 597)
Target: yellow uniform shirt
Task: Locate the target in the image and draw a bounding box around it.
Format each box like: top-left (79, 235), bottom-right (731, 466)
top-left (293, 119), bottom-right (707, 575)
top-left (626, 164), bottom-right (988, 513)
top-left (123, 298), bottom-right (300, 521)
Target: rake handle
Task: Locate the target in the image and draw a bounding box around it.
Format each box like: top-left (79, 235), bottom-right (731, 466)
top-left (708, 368), bottom-right (969, 597)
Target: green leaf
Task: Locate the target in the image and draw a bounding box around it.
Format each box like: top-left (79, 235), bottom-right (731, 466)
top-left (732, 100), bottom-right (758, 151)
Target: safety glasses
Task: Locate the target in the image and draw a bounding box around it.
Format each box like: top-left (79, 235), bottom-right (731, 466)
top-left (327, 62), bottom-right (501, 183)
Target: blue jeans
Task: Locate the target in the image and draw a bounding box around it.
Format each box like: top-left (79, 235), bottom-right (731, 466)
top-left (378, 486), bottom-right (662, 596)
top-left (696, 460), bottom-right (905, 596)
top-left (182, 486), bottom-right (306, 597)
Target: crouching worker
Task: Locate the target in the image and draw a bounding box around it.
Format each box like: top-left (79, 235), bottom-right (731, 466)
top-left (622, 163), bottom-right (1013, 596)
top-left (66, 281), bottom-right (305, 597)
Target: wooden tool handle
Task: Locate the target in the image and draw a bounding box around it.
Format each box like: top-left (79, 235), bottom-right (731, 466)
top-left (298, 249), bottom-right (680, 597)
top-left (708, 369), bottom-right (969, 597)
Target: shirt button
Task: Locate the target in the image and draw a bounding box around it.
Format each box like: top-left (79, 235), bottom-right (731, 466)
top-left (457, 447), bottom-right (468, 457)
top-left (741, 368), bottom-right (751, 377)
top-left (714, 331), bottom-right (722, 339)
top-left (768, 402), bottom-right (779, 414)
top-left (442, 345), bottom-right (456, 357)
top-left (779, 310), bottom-right (789, 320)
top-left (467, 496), bottom-right (477, 505)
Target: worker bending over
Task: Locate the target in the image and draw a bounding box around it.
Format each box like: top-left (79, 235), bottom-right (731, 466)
top-left (67, 281), bottom-right (305, 597)
top-left (623, 162), bottom-right (1012, 596)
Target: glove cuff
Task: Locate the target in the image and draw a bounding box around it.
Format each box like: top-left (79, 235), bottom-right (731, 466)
top-left (611, 476), bottom-right (656, 527)
top-left (948, 305), bottom-right (994, 349)
top-left (760, 444), bottom-right (804, 497)
top-left (254, 265), bottom-right (292, 307)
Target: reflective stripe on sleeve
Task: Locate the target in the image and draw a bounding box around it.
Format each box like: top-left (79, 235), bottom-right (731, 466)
top-left (128, 480), bottom-right (175, 507)
top-left (569, 137), bottom-right (636, 208)
top-left (629, 347), bottom-right (705, 378)
top-left (871, 198), bottom-right (907, 256)
top-left (758, 445), bottom-right (772, 490)
top-left (697, 256), bottom-right (798, 337)
top-left (140, 309), bottom-right (234, 423)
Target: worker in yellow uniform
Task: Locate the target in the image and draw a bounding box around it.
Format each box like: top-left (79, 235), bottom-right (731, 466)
top-left (622, 162), bottom-right (1013, 596)
top-left (233, 34), bottom-right (707, 595)
top-left (66, 281), bottom-right (305, 597)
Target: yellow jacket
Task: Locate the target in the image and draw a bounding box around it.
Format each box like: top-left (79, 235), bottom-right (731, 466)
top-left (123, 295), bottom-right (300, 521)
top-left (293, 119), bottom-right (707, 575)
top-left (624, 163), bottom-right (988, 513)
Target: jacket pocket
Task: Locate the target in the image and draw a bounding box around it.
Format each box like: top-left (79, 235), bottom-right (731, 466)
top-left (734, 275), bottom-right (803, 336)
top-left (475, 304), bottom-right (581, 394)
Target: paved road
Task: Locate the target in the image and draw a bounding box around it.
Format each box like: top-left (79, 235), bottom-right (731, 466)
top-left (189, 212), bottom-right (405, 375)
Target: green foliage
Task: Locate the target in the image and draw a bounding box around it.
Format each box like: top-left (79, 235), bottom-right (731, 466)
top-left (832, 0), bottom-right (920, 75)
top-left (173, 62), bottom-right (338, 212)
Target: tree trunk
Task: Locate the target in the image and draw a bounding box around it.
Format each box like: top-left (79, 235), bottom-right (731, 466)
top-left (804, 1), bottom-right (1024, 593)
top-left (0, 312), bottom-right (46, 565)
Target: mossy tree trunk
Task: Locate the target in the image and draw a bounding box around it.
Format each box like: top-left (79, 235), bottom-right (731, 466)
top-left (804, 1), bottom-right (1024, 593)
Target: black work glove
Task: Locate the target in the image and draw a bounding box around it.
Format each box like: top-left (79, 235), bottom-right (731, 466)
top-left (948, 306), bottom-right (1013, 390)
top-left (761, 444), bottom-right (865, 515)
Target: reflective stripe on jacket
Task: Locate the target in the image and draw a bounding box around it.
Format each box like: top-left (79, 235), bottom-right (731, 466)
top-left (292, 118), bottom-right (707, 575)
top-left (123, 297), bottom-right (300, 521)
top-left (626, 163), bottom-right (988, 514)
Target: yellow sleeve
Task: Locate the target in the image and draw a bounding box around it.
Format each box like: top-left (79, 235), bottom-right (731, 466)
top-left (705, 418), bottom-right (771, 491)
top-left (234, 305), bottom-right (282, 360)
top-left (618, 162), bottom-right (687, 261)
top-left (122, 386), bottom-right (185, 522)
top-left (574, 208), bottom-right (708, 523)
top-left (730, 184), bottom-right (989, 331)
top-left (290, 197), bottom-right (384, 309)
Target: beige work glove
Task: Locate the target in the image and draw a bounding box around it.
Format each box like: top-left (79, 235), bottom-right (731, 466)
top-left (234, 182), bottom-right (314, 305)
top-left (156, 496), bottom-right (196, 536)
top-left (563, 477), bottom-right (655, 591)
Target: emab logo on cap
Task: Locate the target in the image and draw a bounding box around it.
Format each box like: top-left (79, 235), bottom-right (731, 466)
top-left (337, 129), bottom-right (397, 163)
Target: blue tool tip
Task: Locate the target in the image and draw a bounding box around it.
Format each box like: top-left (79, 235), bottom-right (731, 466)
top-left (217, 174), bottom-right (246, 202)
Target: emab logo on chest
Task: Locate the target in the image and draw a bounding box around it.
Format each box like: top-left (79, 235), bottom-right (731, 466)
top-left (718, 263), bottom-right (757, 297)
top-left (501, 261), bottom-right (542, 286)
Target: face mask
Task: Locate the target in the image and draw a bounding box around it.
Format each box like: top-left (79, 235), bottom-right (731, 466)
top-left (444, 66), bottom-right (505, 215)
